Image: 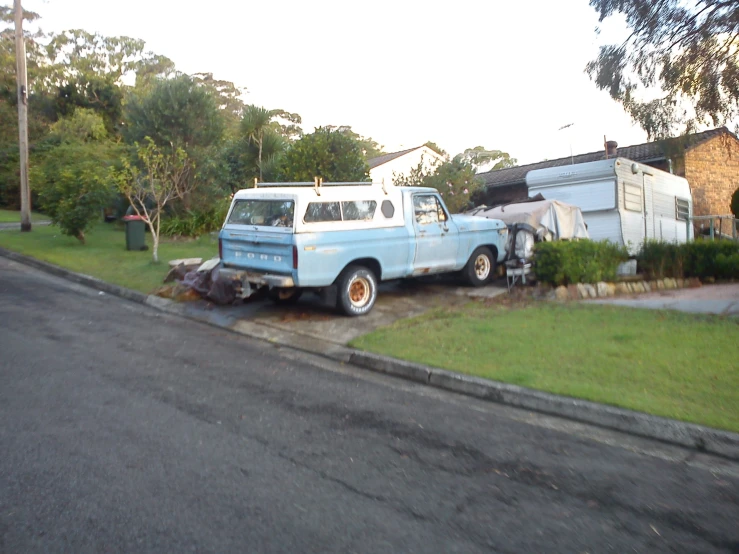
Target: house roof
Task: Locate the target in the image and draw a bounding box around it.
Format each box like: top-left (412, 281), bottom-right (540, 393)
top-left (367, 146), bottom-right (423, 169)
top-left (477, 127), bottom-right (733, 189)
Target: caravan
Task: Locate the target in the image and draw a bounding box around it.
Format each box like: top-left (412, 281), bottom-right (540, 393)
top-left (526, 158), bottom-right (694, 253)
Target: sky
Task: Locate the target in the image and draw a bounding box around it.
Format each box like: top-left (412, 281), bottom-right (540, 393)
top-left (17, 0), bottom-right (650, 165)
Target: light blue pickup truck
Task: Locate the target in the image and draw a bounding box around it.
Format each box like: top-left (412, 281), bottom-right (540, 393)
top-left (218, 181), bottom-right (508, 316)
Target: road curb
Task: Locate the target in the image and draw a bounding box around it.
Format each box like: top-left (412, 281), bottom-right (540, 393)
top-left (349, 351), bottom-right (739, 460)
top-left (0, 247), bottom-right (148, 303)
top-left (3, 246), bottom-right (738, 460)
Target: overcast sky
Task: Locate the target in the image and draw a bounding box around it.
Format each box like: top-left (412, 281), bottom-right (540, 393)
top-left (19, 0), bottom-right (650, 164)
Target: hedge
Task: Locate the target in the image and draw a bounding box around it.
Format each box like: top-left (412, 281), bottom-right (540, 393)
top-left (638, 240), bottom-right (739, 280)
top-left (534, 240), bottom-right (629, 286)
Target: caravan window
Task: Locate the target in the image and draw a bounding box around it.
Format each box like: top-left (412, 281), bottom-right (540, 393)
top-left (623, 182), bottom-right (642, 212)
top-left (676, 198), bottom-right (690, 221)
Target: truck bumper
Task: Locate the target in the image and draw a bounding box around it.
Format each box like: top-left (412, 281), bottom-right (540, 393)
top-left (220, 267), bottom-right (295, 298)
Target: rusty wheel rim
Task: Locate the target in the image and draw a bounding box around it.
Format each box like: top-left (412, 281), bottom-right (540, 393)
top-left (349, 277), bottom-right (371, 307)
top-left (474, 255), bottom-right (491, 280)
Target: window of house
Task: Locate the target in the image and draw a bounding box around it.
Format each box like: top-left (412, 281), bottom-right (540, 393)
top-left (676, 197), bottom-right (690, 221)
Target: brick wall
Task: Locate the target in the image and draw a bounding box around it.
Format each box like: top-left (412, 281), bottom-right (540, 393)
top-left (683, 134), bottom-right (739, 217)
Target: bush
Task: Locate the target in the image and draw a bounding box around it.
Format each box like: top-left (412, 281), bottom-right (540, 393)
top-left (638, 239), bottom-right (739, 280)
top-left (33, 141), bottom-right (119, 243)
top-left (160, 198), bottom-right (230, 238)
top-left (535, 240), bottom-right (629, 286)
top-left (637, 241), bottom-right (684, 279)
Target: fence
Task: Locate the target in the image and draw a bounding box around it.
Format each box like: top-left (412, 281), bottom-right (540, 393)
top-left (688, 215), bottom-right (739, 241)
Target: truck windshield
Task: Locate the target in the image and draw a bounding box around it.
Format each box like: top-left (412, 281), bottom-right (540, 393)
top-left (227, 199), bottom-right (295, 228)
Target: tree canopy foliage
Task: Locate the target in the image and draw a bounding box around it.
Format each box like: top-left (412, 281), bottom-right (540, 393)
top-left (587, 0), bottom-right (739, 138)
top-left (281, 127), bottom-right (369, 182)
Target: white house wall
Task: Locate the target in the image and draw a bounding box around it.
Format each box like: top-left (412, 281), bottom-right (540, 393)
top-left (370, 147), bottom-right (445, 186)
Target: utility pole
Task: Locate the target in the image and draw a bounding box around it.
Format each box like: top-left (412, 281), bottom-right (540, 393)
top-left (14, 0), bottom-right (31, 231)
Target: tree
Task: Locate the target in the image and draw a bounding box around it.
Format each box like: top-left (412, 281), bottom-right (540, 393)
top-left (586, 0), bottom-right (739, 139)
top-left (281, 127), bottom-right (369, 182)
top-left (423, 141), bottom-right (448, 158)
top-left (425, 155), bottom-right (482, 213)
top-left (111, 138), bottom-right (195, 263)
top-left (323, 125), bottom-right (384, 160)
top-left (32, 110), bottom-right (119, 243)
top-left (123, 75), bottom-right (225, 210)
top-left (458, 146), bottom-right (517, 172)
top-left (123, 74), bottom-right (223, 151)
top-left (393, 151), bottom-right (482, 213)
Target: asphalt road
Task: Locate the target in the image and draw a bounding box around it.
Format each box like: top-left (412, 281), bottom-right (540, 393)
top-left (1, 257), bottom-right (737, 554)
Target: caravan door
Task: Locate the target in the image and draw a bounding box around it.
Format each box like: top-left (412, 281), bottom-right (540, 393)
top-left (643, 173), bottom-right (655, 239)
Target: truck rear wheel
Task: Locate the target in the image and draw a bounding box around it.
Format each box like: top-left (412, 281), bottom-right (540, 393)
top-left (464, 247), bottom-right (495, 287)
top-left (336, 265), bottom-right (377, 316)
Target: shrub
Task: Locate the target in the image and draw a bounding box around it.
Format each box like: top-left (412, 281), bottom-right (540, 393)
top-left (638, 240), bottom-right (684, 279)
top-left (33, 141), bottom-right (119, 243)
top-left (637, 239), bottom-right (739, 280)
top-left (160, 197), bottom-right (230, 238)
top-left (535, 240), bottom-right (629, 286)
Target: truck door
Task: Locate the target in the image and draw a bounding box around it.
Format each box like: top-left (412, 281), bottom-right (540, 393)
top-left (411, 194), bottom-right (459, 274)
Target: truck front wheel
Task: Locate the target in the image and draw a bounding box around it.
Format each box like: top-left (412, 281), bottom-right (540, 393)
top-left (336, 265), bottom-right (378, 316)
top-left (464, 247), bottom-right (495, 287)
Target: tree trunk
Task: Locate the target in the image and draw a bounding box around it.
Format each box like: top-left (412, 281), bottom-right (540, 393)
top-left (150, 218), bottom-right (160, 263)
top-left (76, 230), bottom-right (85, 244)
top-left (258, 137), bottom-right (263, 181)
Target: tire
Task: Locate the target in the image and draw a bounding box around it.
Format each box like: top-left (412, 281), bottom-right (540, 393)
top-left (267, 288), bottom-right (303, 304)
top-left (464, 247), bottom-right (495, 287)
top-left (336, 265), bottom-right (378, 316)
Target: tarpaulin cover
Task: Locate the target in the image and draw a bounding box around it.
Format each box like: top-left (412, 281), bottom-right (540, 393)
top-left (469, 199), bottom-right (590, 241)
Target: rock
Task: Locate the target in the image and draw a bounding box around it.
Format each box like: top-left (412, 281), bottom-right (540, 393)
top-left (567, 284), bottom-right (580, 300)
top-left (632, 282), bottom-right (645, 294)
top-left (656, 280), bottom-right (665, 290)
top-left (596, 282), bottom-right (609, 297)
top-left (642, 281), bottom-right (651, 293)
top-left (554, 286), bottom-right (569, 301)
top-left (169, 257), bottom-right (203, 268)
top-left (615, 283), bottom-right (630, 295)
top-left (688, 277), bottom-right (702, 288)
top-left (164, 263), bottom-right (189, 283)
top-left (583, 284), bottom-right (597, 298)
top-left (664, 278), bottom-right (675, 289)
top-left (676, 278), bottom-right (684, 288)
top-left (606, 283), bottom-right (617, 297)
top-left (576, 283), bottom-right (587, 299)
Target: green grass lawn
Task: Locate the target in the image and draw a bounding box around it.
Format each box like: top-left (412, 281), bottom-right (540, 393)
top-left (350, 302), bottom-right (739, 432)
top-left (0, 209), bottom-right (50, 223)
top-left (0, 222), bottom-right (217, 293)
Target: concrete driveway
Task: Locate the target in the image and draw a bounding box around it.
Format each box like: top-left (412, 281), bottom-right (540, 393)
top-left (590, 282), bottom-right (739, 316)
top-left (180, 277), bottom-right (507, 346)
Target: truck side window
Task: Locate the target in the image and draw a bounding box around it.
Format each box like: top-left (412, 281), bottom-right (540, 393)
top-left (304, 202), bottom-right (342, 222)
top-left (381, 200), bottom-right (395, 218)
top-left (414, 195), bottom-right (441, 225)
top-left (342, 200), bottom-right (377, 221)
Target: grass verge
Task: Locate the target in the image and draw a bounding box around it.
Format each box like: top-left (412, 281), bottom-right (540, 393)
top-left (0, 222), bottom-right (216, 293)
top-left (0, 209), bottom-right (49, 223)
top-left (350, 302), bottom-right (739, 432)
